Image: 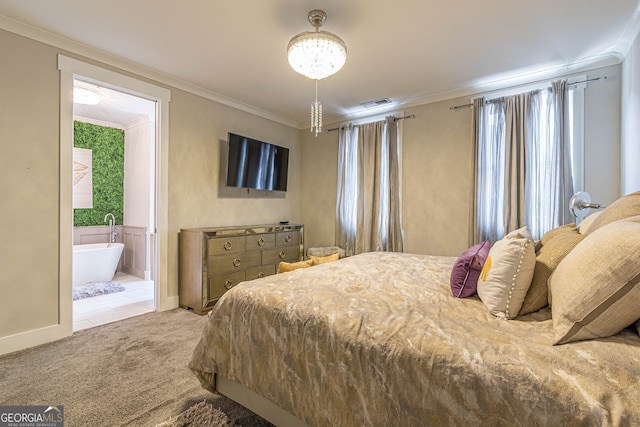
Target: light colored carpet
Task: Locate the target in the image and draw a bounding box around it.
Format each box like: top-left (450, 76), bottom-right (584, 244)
top-left (72, 281), bottom-right (125, 300)
top-left (0, 309), bottom-right (272, 427)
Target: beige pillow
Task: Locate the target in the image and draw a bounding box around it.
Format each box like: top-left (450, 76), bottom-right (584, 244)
top-left (578, 211), bottom-right (601, 234)
top-left (549, 216), bottom-right (640, 345)
top-left (582, 191), bottom-right (640, 234)
top-left (636, 319), bottom-right (640, 336)
top-left (539, 223), bottom-right (577, 247)
top-left (310, 253), bottom-right (340, 265)
top-left (277, 259), bottom-right (313, 273)
top-left (520, 232), bottom-right (586, 315)
top-left (477, 226), bottom-right (536, 319)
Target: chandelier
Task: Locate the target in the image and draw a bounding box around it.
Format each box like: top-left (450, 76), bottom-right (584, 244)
top-left (287, 10), bottom-right (347, 136)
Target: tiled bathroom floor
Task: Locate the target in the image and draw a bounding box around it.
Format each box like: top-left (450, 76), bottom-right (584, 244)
top-left (73, 272), bottom-right (154, 332)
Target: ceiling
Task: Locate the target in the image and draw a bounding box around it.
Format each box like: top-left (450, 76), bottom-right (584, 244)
top-left (1, 0), bottom-right (639, 128)
top-left (73, 81), bottom-right (156, 126)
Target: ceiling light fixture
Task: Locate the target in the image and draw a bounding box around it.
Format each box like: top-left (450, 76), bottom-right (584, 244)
top-left (287, 10), bottom-right (347, 136)
top-left (74, 85), bottom-right (102, 105)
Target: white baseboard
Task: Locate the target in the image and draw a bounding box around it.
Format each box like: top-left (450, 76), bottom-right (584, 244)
top-left (1, 295), bottom-right (178, 356)
top-left (0, 323), bottom-right (72, 356)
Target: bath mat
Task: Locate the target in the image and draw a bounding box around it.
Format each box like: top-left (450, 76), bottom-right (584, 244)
top-left (73, 281), bottom-right (126, 300)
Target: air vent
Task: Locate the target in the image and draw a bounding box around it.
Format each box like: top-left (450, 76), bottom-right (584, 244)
top-left (361, 98), bottom-right (392, 108)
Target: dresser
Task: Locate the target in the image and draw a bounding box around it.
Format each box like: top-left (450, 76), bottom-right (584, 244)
top-left (178, 223), bottom-right (303, 314)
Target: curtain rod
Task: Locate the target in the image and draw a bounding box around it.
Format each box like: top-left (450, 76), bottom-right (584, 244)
top-left (449, 76), bottom-right (608, 111)
top-left (325, 114), bottom-right (416, 133)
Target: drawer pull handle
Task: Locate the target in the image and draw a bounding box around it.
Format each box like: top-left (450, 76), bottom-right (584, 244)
top-left (258, 238), bottom-right (265, 246)
top-left (224, 280), bottom-right (233, 290)
top-left (285, 235), bottom-right (292, 243)
top-left (279, 251), bottom-right (286, 259)
top-left (224, 241), bottom-right (233, 251)
top-left (258, 272), bottom-right (265, 278)
top-left (233, 258), bottom-right (241, 267)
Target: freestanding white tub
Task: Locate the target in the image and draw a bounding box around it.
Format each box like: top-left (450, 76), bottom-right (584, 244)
top-left (72, 243), bottom-right (124, 287)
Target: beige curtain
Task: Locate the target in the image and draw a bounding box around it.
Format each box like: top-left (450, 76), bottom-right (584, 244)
top-left (470, 97), bottom-right (485, 245)
top-left (336, 117), bottom-right (403, 256)
top-left (503, 93), bottom-right (530, 233)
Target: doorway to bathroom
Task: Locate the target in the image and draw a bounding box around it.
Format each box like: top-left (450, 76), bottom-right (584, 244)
top-left (58, 55), bottom-right (172, 337)
top-left (71, 80), bottom-right (157, 331)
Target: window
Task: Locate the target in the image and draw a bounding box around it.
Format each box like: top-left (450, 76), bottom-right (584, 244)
top-left (474, 79), bottom-right (583, 242)
top-left (336, 117), bottom-right (403, 255)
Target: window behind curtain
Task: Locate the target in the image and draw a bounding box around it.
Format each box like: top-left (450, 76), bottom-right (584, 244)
top-left (474, 80), bottom-right (581, 242)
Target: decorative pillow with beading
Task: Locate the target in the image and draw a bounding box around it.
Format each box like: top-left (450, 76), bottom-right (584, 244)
top-left (477, 227), bottom-right (536, 319)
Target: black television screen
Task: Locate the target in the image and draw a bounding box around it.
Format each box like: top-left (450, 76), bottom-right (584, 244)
top-left (225, 132), bottom-right (289, 191)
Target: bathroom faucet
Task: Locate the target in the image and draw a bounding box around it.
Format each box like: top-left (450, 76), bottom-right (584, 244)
top-left (104, 213), bottom-right (118, 246)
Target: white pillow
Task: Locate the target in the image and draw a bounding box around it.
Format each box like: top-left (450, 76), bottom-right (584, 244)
top-left (477, 226), bottom-right (536, 319)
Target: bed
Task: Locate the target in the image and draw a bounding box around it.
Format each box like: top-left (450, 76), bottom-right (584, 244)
top-left (189, 244), bottom-right (640, 426)
top-left (189, 191), bottom-right (640, 426)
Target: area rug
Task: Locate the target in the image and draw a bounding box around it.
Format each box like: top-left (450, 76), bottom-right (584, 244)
top-left (72, 281), bottom-right (126, 300)
top-left (156, 397), bottom-right (274, 427)
top-left (156, 400), bottom-right (232, 427)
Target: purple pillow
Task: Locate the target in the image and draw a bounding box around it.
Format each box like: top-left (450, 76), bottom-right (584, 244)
top-left (450, 240), bottom-right (490, 298)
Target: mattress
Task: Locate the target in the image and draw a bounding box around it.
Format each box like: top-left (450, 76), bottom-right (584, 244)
top-left (189, 252), bottom-right (640, 426)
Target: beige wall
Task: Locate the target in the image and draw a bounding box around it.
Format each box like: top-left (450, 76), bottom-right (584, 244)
top-left (300, 130), bottom-right (339, 252)
top-left (0, 29), bottom-right (61, 336)
top-left (582, 65), bottom-right (621, 205)
top-left (401, 99), bottom-right (474, 256)
top-left (300, 65), bottom-right (623, 257)
top-left (622, 30), bottom-right (640, 195)
top-left (167, 89), bottom-right (302, 297)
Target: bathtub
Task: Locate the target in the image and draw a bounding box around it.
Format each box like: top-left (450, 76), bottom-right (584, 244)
top-left (72, 243), bottom-right (124, 287)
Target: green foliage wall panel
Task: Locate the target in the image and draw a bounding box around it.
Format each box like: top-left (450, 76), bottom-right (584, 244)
top-left (73, 121), bottom-right (124, 227)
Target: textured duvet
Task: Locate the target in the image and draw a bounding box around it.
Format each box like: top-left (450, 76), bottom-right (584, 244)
top-left (189, 252), bottom-right (640, 427)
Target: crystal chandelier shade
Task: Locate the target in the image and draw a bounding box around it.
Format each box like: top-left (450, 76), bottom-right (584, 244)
top-left (287, 30), bottom-right (347, 80)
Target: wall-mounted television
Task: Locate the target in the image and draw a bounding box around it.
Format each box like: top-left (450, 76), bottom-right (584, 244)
top-left (225, 132), bottom-right (289, 192)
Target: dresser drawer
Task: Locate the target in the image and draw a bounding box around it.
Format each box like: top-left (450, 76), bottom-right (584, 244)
top-left (262, 246), bottom-right (301, 264)
top-left (245, 264), bottom-right (276, 280)
top-left (209, 271), bottom-right (245, 300)
top-left (208, 251), bottom-right (262, 274)
top-left (208, 236), bottom-right (246, 255)
top-left (246, 233), bottom-right (275, 251)
top-left (276, 230), bottom-right (300, 246)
